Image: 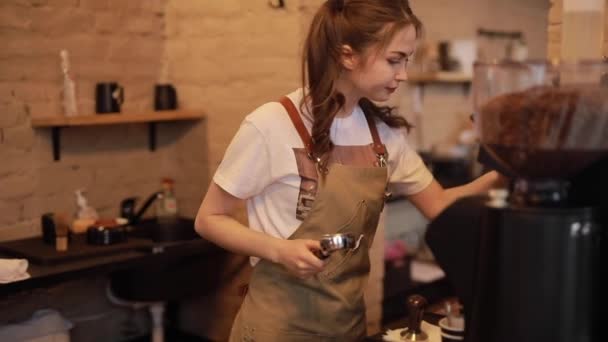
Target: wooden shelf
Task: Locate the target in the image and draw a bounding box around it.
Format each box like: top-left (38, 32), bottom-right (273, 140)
top-left (31, 110), bottom-right (205, 161)
top-left (31, 110), bottom-right (204, 128)
top-left (408, 72), bottom-right (472, 84)
top-left (407, 72), bottom-right (472, 99)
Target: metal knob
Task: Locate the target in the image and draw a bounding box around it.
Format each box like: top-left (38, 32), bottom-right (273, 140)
top-left (400, 294), bottom-right (428, 341)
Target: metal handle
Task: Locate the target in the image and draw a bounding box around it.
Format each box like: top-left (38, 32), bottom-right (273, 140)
top-left (407, 294), bottom-right (427, 334)
top-left (401, 295), bottom-right (428, 341)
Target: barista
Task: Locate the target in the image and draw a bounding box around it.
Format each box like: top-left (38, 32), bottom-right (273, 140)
top-left (194, 1), bottom-right (502, 340)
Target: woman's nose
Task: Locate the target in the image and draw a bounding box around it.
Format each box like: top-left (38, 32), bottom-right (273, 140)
top-left (395, 69), bottom-right (408, 82)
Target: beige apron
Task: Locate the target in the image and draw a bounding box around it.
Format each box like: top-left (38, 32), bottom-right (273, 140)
top-left (229, 97), bottom-right (389, 342)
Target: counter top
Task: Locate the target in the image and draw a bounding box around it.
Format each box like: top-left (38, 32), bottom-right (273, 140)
top-left (0, 237), bottom-right (223, 297)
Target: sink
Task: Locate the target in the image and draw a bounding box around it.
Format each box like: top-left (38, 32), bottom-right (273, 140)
top-left (127, 217), bottom-right (199, 243)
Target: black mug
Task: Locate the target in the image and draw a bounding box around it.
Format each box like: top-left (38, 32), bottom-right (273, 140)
top-left (154, 84), bottom-right (178, 111)
top-left (96, 82), bottom-right (124, 114)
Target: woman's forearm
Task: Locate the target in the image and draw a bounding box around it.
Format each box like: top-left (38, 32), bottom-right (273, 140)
top-left (409, 171), bottom-right (505, 221)
top-left (444, 170), bottom-right (504, 201)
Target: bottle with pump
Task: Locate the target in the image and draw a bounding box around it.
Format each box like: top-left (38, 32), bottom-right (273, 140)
top-left (75, 189), bottom-right (99, 220)
top-left (71, 189), bottom-right (99, 234)
top-left (156, 178), bottom-right (178, 227)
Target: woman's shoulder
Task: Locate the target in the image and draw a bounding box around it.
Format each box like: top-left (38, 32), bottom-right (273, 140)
top-left (243, 100), bottom-right (289, 131)
top-left (244, 89), bottom-right (303, 131)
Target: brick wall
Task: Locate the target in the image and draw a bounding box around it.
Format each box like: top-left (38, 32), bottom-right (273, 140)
top-left (0, 0), bottom-right (194, 242)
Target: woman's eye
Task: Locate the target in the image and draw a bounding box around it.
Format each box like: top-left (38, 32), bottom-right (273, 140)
top-left (388, 59), bottom-right (401, 65)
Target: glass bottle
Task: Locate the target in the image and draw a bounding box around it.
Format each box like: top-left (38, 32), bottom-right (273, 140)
top-left (156, 178), bottom-right (178, 226)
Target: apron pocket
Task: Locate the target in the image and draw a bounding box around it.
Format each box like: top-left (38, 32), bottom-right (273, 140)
top-left (319, 200), bottom-right (369, 278)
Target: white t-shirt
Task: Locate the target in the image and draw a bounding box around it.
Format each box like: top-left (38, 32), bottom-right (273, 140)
top-left (213, 89), bottom-right (433, 242)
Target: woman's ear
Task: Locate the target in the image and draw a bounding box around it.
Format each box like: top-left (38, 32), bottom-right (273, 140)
top-left (339, 44), bottom-right (358, 70)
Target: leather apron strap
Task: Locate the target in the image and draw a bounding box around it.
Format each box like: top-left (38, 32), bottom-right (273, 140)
top-left (279, 96), bottom-right (386, 159)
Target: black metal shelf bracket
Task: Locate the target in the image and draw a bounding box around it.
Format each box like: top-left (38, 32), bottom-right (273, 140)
top-left (48, 122), bottom-right (160, 161)
top-left (52, 127), bottom-right (61, 161)
top-left (149, 122), bottom-right (157, 151)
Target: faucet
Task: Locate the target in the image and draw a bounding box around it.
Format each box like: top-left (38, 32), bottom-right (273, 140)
top-left (120, 192), bottom-right (161, 225)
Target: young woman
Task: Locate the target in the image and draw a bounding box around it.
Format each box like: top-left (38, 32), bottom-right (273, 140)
top-left (195, 0), bottom-right (500, 340)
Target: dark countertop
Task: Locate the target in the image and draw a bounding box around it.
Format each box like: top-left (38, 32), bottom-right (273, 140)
top-left (0, 236), bottom-right (224, 297)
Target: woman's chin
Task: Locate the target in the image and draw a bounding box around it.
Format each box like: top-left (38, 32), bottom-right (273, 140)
top-left (369, 94), bottom-right (391, 103)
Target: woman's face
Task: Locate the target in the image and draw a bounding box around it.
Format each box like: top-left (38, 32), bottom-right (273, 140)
top-left (342, 24), bottom-right (417, 102)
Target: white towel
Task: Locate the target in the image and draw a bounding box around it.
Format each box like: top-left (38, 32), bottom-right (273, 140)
top-left (383, 321), bottom-right (441, 342)
top-left (0, 258), bottom-right (31, 284)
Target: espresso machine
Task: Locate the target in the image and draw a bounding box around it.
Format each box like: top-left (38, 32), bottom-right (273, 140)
top-left (426, 60), bottom-right (608, 342)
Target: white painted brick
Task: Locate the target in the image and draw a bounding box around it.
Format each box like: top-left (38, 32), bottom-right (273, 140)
top-left (125, 14), bottom-right (163, 35)
top-left (36, 162), bottom-right (94, 196)
top-left (106, 36), bottom-right (164, 62)
top-left (0, 170), bottom-right (36, 201)
top-left (0, 218), bottom-right (39, 241)
top-left (29, 7), bottom-right (95, 36)
top-left (0, 56), bottom-right (60, 82)
top-left (78, 0), bottom-right (109, 11)
top-left (27, 100), bottom-right (62, 118)
top-left (1, 82), bottom-right (59, 103)
top-left (0, 5), bottom-right (31, 30)
top-left (57, 34), bottom-right (114, 60)
top-left (8, 0), bottom-right (80, 8)
top-left (1, 32), bottom-right (56, 59)
top-left (166, 0), bottom-right (241, 19)
top-left (44, 0), bottom-right (79, 8)
top-left (80, 0), bottom-right (152, 12)
top-left (94, 11), bottom-right (127, 33)
top-left (0, 197), bottom-right (22, 228)
top-left (0, 143), bottom-right (32, 175)
top-left (0, 101), bottom-right (29, 128)
top-left (120, 61), bottom-right (162, 81)
top-left (75, 62), bottom-right (126, 82)
top-left (3, 123), bottom-right (35, 152)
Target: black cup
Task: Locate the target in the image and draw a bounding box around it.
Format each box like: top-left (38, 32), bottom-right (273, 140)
top-left (154, 84), bottom-right (178, 111)
top-left (96, 82), bottom-right (124, 114)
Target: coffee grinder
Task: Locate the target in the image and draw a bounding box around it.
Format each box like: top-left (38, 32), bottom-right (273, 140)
top-left (426, 60), bottom-right (608, 342)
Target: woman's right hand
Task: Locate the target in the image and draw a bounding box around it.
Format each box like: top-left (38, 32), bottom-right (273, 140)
top-left (275, 239), bottom-right (326, 279)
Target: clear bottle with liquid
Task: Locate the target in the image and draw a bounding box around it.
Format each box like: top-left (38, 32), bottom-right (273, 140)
top-left (156, 178), bottom-right (178, 226)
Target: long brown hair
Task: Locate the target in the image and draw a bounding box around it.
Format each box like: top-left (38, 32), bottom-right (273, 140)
top-left (301, 0), bottom-right (422, 163)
